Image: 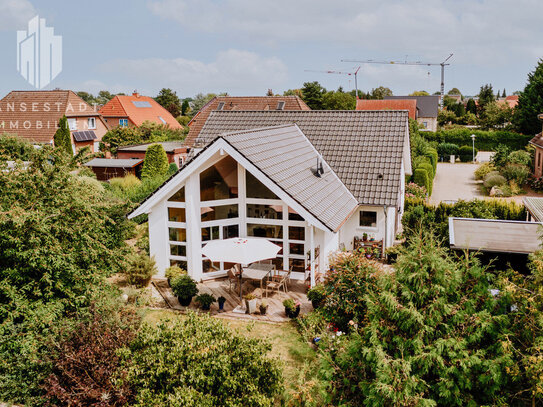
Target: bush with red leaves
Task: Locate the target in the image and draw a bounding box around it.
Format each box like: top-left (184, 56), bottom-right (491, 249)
top-left (43, 304), bottom-right (139, 406)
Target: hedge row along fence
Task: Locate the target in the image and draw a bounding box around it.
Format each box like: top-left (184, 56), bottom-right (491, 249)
top-left (422, 128), bottom-right (532, 151)
top-left (412, 147), bottom-right (437, 195)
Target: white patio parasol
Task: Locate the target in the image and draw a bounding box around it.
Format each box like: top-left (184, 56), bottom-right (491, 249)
top-left (202, 237), bottom-right (281, 300)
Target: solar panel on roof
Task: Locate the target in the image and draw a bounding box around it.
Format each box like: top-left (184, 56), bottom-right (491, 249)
top-left (132, 101), bottom-right (152, 108)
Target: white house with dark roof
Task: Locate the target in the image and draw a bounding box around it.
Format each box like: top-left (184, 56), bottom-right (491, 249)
top-left (128, 111), bottom-right (411, 285)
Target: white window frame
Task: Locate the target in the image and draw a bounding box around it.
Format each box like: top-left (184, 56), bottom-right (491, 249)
top-left (67, 118), bottom-right (77, 131)
top-left (359, 210), bottom-right (378, 229)
top-left (88, 117), bottom-right (96, 130)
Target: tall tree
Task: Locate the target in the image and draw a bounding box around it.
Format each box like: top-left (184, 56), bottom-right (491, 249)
top-left (301, 81), bottom-right (326, 110)
top-left (181, 99), bottom-right (190, 116)
top-left (53, 116), bottom-right (72, 156)
top-left (478, 84), bottom-right (495, 113)
top-left (141, 144), bottom-right (169, 180)
top-left (513, 59), bottom-right (543, 135)
top-left (409, 90), bottom-right (429, 96)
top-left (502, 88), bottom-right (507, 97)
top-left (370, 86), bottom-right (393, 99)
top-left (447, 87), bottom-right (462, 96)
top-left (466, 98), bottom-right (477, 115)
top-left (154, 88), bottom-right (182, 118)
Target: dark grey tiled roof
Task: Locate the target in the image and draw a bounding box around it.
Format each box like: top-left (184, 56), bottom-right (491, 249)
top-left (195, 110), bottom-right (409, 206)
top-left (223, 124), bottom-right (358, 231)
top-left (384, 95), bottom-right (439, 118)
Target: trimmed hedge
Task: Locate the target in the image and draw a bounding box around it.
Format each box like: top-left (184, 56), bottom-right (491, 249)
top-left (437, 143), bottom-right (459, 160)
top-left (423, 128), bottom-right (531, 151)
top-left (425, 147), bottom-right (438, 171)
top-left (459, 145), bottom-right (477, 162)
top-left (413, 168), bottom-right (429, 194)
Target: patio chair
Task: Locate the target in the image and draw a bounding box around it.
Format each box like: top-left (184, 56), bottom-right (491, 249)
top-left (227, 266), bottom-right (242, 294)
top-left (265, 266), bottom-right (292, 297)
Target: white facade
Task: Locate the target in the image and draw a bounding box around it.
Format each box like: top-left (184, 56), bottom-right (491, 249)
top-left (131, 138), bottom-right (406, 285)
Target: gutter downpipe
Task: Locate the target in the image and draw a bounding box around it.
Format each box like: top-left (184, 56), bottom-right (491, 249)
top-left (383, 205), bottom-right (388, 259)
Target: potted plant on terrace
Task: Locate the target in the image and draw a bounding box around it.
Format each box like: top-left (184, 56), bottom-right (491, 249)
top-left (195, 293), bottom-right (216, 311)
top-left (171, 275), bottom-right (198, 307)
top-left (165, 266), bottom-right (186, 285)
top-left (307, 284), bottom-right (326, 309)
top-left (218, 295), bottom-right (227, 312)
top-left (362, 232), bottom-right (368, 242)
top-left (259, 301), bottom-right (268, 315)
top-left (244, 293), bottom-right (257, 314)
top-left (283, 299), bottom-right (301, 318)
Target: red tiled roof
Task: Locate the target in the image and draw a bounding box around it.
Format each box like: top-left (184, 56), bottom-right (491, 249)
top-left (356, 99), bottom-right (417, 120)
top-left (498, 95), bottom-right (519, 109)
top-left (185, 96), bottom-right (310, 148)
top-left (0, 90), bottom-right (102, 143)
top-left (99, 93), bottom-right (182, 129)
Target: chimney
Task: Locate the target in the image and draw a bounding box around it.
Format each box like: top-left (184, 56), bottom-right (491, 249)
top-left (133, 90), bottom-right (139, 98)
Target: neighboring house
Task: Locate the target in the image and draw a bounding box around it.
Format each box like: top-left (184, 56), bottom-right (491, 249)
top-left (117, 141), bottom-right (188, 168)
top-left (99, 92), bottom-right (182, 129)
top-left (185, 96), bottom-right (310, 149)
top-left (356, 99), bottom-right (417, 120)
top-left (497, 95), bottom-right (519, 109)
top-left (384, 95), bottom-right (439, 131)
top-left (84, 158), bottom-right (143, 181)
top-left (0, 90), bottom-right (108, 152)
top-left (128, 110), bottom-right (411, 285)
top-left (523, 197), bottom-right (543, 222)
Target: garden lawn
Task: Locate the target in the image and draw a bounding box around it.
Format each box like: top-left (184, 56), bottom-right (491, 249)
top-left (143, 308), bottom-right (318, 396)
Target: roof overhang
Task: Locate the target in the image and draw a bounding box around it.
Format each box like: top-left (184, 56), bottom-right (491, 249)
top-left (128, 137), bottom-right (333, 232)
top-left (449, 217), bottom-right (542, 254)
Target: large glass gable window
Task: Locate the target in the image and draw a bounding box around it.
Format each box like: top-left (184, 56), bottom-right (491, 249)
top-left (200, 156), bottom-right (238, 201)
top-left (246, 171), bottom-right (278, 199)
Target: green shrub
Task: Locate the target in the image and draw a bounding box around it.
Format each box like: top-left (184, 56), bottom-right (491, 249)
top-left (165, 266), bottom-right (186, 281)
top-left (413, 168), bottom-right (429, 193)
top-left (120, 312), bottom-right (282, 406)
top-left (125, 253), bottom-right (156, 287)
top-left (195, 293), bottom-right (216, 309)
top-left (502, 164), bottom-right (530, 185)
top-left (417, 163), bottom-right (434, 194)
top-left (425, 147), bottom-right (438, 171)
top-left (321, 251), bottom-right (381, 330)
top-left (491, 144), bottom-right (511, 167)
top-left (53, 116), bottom-right (73, 155)
top-left (422, 128), bottom-right (531, 151)
top-left (507, 150), bottom-right (532, 166)
top-left (170, 275), bottom-right (198, 299)
top-left (141, 144), bottom-right (169, 180)
top-left (167, 162), bottom-right (178, 175)
top-left (0, 134), bottom-right (36, 160)
top-left (474, 162), bottom-right (496, 180)
top-left (437, 142), bottom-right (459, 160)
top-left (459, 145), bottom-right (476, 162)
top-left (109, 174), bottom-right (141, 191)
top-left (483, 173), bottom-right (507, 189)
top-left (306, 284), bottom-right (326, 307)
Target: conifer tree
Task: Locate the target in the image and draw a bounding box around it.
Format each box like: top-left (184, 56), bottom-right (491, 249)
top-left (513, 59), bottom-right (543, 135)
top-left (53, 115), bottom-right (73, 155)
top-left (141, 144), bottom-right (169, 180)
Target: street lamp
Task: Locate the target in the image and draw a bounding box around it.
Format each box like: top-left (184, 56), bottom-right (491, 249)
top-left (471, 134), bottom-right (476, 163)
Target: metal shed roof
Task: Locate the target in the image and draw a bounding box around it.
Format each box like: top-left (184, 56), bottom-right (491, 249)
top-left (523, 197), bottom-right (543, 222)
top-left (449, 217), bottom-right (542, 254)
top-left (84, 158), bottom-right (143, 168)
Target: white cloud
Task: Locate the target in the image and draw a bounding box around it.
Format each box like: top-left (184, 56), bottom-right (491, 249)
top-left (97, 49), bottom-right (288, 96)
top-left (0, 0), bottom-right (36, 31)
top-left (148, 0), bottom-right (543, 65)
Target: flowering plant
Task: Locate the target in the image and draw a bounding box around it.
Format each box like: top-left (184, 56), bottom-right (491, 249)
top-left (405, 182), bottom-right (427, 199)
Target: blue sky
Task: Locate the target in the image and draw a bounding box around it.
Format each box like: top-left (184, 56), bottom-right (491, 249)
top-left (1, 0), bottom-right (542, 99)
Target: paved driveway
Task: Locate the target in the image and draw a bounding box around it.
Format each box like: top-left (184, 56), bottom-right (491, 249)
top-left (430, 163), bottom-right (484, 204)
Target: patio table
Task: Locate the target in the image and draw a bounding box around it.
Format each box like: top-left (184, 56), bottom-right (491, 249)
top-left (241, 267), bottom-right (272, 290)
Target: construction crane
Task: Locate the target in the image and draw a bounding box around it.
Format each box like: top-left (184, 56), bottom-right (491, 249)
top-left (304, 67), bottom-right (361, 99)
top-left (341, 54), bottom-right (453, 107)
